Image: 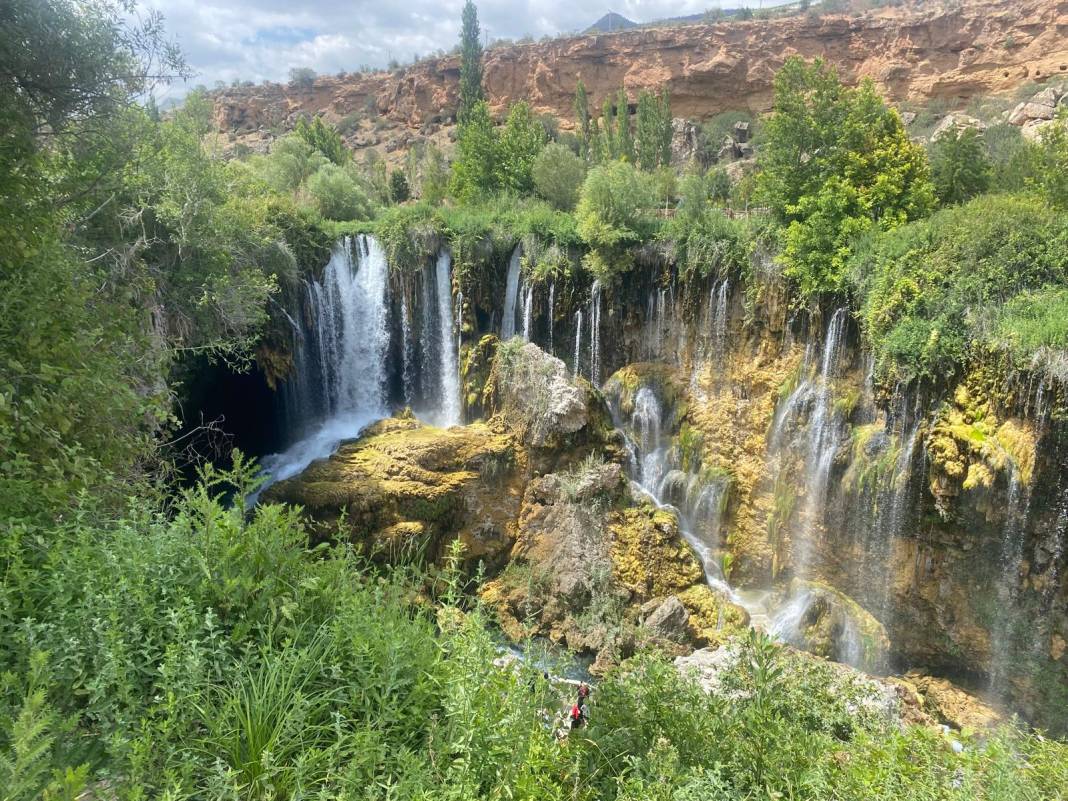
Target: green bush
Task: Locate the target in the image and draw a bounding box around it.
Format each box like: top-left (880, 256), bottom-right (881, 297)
top-left (532, 142), bottom-right (587, 210)
top-left (305, 163), bottom-right (374, 221)
top-left (854, 194), bottom-right (1068, 385)
top-left (929, 127), bottom-right (991, 206)
top-left (576, 160), bottom-right (658, 282)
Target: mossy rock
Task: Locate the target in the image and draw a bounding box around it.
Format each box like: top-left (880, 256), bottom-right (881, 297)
top-left (607, 505), bottom-right (703, 601)
top-left (262, 416), bottom-right (525, 565)
top-left (782, 578), bottom-right (891, 674)
top-left (678, 584), bottom-right (750, 647)
top-left (927, 370), bottom-right (1037, 514)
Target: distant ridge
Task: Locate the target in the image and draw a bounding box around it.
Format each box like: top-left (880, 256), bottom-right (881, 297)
top-left (585, 11), bottom-right (638, 33)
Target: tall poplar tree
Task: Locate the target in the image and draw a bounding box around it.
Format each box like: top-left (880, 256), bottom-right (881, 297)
top-left (575, 80), bottom-right (591, 160)
top-left (458, 0), bottom-right (484, 123)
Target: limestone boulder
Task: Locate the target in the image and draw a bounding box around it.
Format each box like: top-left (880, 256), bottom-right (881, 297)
top-left (488, 341), bottom-right (589, 447)
top-left (903, 672), bottom-right (1003, 731)
top-left (262, 416), bottom-right (524, 567)
top-left (676, 639), bottom-right (931, 729)
top-left (772, 579), bottom-right (891, 674)
top-left (930, 112), bottom-right (986, 141)
top-left (1008, 87), bottom-right (1061, 126)
top-left (643, 595), bottom-right (690, 642)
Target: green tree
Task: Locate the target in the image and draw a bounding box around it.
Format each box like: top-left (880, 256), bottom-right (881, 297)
top-left (389, 169), bottom-right (411, 203)
top-left (289, 66), bottom-right (316, 86)
top-left (306, 163), bottom-right (374, 220)
top-left (458, 0), bottom-right (484, 123)
top-left (616, 89), bottom-right (634, 162)
top-left (575, 80), bottom-right (592, 160)
top-left (635, 89), bottom-right (673, 170)
top-left (929, 127), bottom-right (991, 206)
top-left (496, 101), bottom-right (547, 194)
top-left (261, 135), bottom-right (328, 192)
top-left (758, 58), bottom-right (934, 297)
top-left (450, 101), bottom-right (499, 201)
top-left (294, 115), bottom-right (349, 165)
top-left (576, 160), bottom-right (656, 281)
top-left (1031, 110), bottom-right (1068, 208)
top-left (419, 144), bottom-right (451, 203)
top-left (532, 143), bottom-right (587, 210)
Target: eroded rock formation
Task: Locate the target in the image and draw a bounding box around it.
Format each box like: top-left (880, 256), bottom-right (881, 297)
top-left (211, 0), bottom-right (1068, 164)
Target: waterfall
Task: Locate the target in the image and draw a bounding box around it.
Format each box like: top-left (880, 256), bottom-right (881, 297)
top-left (710, 279), bottom-right (729, 358)
top-left (1032, 483), bottom-right (1068, 659)
top-left (501, 245), bottom-right (522, 340)
top-left (455, 289), bottom-right (464, 376)
top-left (794, 308), bottom-right (849, 573)
top-left (400, 296), bottom-right (415, 408)
top-left (861, 415), bottom-right (921, 625)
top-left (989, 469), bottom-right (1033, 695)
top-left (548, 282), bottom-right (555, 354)
top-left (589, 280), bottom-right (602, 386)
top-left (522, 283), bottom-right (534, 342)
top-left (259, 235), bottom-right (390, 489)
top-left (611, 386), bottom-right (738, 602)
top-left (573, 309), bottom-right (583, 380)
top-left (434, 250), bottom-right (461, 427)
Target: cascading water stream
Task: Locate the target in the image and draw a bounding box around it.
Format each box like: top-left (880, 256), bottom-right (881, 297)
top-left (257, 235), bottom-right (390, 491)
top-left (434, 250), bottom-right (461, 427)
top-left (612, 386), bottom-right (739, 603)
top-left (400, 296), bottom-right (415, 408)
top-left (501, 245), bottom-right (522, 340)
top-left (588, 280), bottom-right (602, 386)
top-left (794, 308), bottom-right (849, 574)
top-left (989, 469), bottom-right (1033, 695)
top-left (547, 282), bottom-right (555, 354)
top-left (573, 309), bottom-right (583, 380)
top-left (522, 283), bottom-right (534, 342)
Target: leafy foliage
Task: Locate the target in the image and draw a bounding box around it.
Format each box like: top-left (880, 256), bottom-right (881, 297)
top-left (450, 100), bottom-right (500, 202)
top-left (576, 161), bottom-right (657, 281)
top-left (457, 0), bottom-right (484, 123)
top-left (854, 194), bottom-right (1068, 385)
top-left (758, 57), bottom-right (934, 297)
top-left (929, 127), bottom-right (991, 206)
top-left (532, 142), bottom-right (587, 210)
top-left (635, 89), bottom-right (673, 171)
top-left (496, 101), bottom-right (548, 194)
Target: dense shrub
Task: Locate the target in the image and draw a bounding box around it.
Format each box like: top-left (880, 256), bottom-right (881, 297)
top-left (305, 163), bottom-right (374, 220)
top-left (929, 127), bottom-right (991, 206)
top-left (532, 142), bottom-right (587, 210)
top-left (576, 160), bottom-right (658, 282)
top-left (853, 194), bottom-right (1068, 385)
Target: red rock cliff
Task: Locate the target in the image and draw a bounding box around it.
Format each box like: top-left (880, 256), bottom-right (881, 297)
top-left (212, 0), bottom-right (1068, 156)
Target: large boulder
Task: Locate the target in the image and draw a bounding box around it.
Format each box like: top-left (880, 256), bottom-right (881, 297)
top-left (642, 595), bottom-right (690, 642)
top-left (262, 416), bottom-right (524, 567)
top-left (489, 341), bottom-right (586, 446)
top-left (481, 454), bottom-right (730, 672)
top-left (903, 671), bottom-right (1003, 731)
top-left (1008, 86), bottom-right (1062, 126)
top-left (930, 112), bottom-right (986, 141)
top-left (771, 579), bottom-right (891, 674)
top-left (676, 639), bottom-right (931, 729)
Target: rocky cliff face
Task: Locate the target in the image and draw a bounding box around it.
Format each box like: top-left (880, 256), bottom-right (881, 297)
top-left (211, 0), bottom-right (1068, 162)
top-left (260, 244), bottom-right (1067, 733)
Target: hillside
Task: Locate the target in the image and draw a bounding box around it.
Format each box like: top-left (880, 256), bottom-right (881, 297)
top-left (211, 0), bottom-right (1068, 164)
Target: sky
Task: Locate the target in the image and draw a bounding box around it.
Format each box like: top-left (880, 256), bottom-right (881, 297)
top-left (144, 0), bottom-right (779, 101)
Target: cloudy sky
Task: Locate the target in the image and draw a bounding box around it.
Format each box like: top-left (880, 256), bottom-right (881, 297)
top-left (145, 0), bottom-right (776, 100)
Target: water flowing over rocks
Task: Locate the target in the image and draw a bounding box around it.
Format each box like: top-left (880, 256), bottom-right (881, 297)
top-left (251, 228), bottom-right (1068, 733)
